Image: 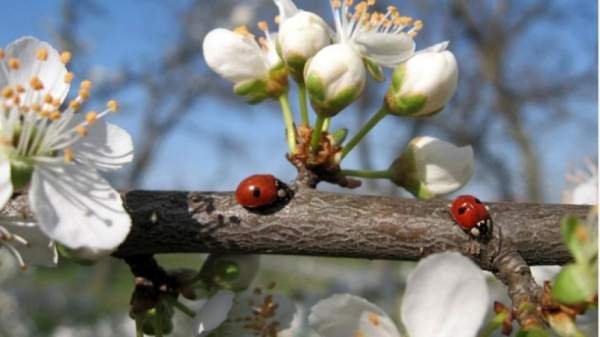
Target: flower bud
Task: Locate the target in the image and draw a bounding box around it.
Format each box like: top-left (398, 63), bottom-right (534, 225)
top-left (385, 49), bottom-right (458, 117)
top-left (277, 11), bottom-right (331, 79)
top-left (389, 136), bottom-right (473, 199)
top-left (304, 43), bottom-right (366, 117)
top-left (199, 254), bottom-right (260, 291)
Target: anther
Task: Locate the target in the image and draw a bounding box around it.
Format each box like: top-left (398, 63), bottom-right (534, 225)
top-left (15, 84), bottom-right (24, 93)
top-left (80, 80), bottom-right (92, 91)
top-left (79, 89), bottom-right (90, 100)
top-left (44, 94), bottom-right (53, 104)
top-left (49, 111), bottom-right (61, 120)
top-left (68, 100), bottom-right (81, 110)
top-left (331, 0), bottom-right (341, 9)
top-left (51, 98), bottom-right (61, 107)
top-left (36, 48), bottom-right (48, 61)
top-left (31, 103), bottom-right (41, 112)
top-left (30, 77), bottom-right (44, 91)
top-left (257, 21), bottom-right (268, 31)
top-left (64, 72), bottom-right (74, 83)
top-left (75, 126), bottom-right (88, 137)
top-left (85, 111), bottom-right (97, 124)
top-left (39, 110), bottom-right (50, 118)
top-left (8, 58), bottom-right (20, 70)
top-left (274, 15), bottom-right (281, 24)
top-left (1, 87), bottom-right (13, 99)
top-left (0, 49), bottom-right (4, 60)
top-left (60, 51), bottom-right (72, 64)
top-left (63, 148), bottom-right (74, 163)
top-left (106, 100), bottom-right (119, 112)
top-left (233, 25), bottom-right (251, 37)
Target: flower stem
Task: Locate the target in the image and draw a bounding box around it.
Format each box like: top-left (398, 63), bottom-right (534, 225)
top-left (135, 316), bottom-right (144, 337)
top-left (341, 169), bottom-right (391, 179)
top-left (310, 115), bottom-right (326, 154)
top-left (298, 82), bottom-right (309, 125)
top-left (167, 297), bottom-right (196, 318)
top-left (154, 313), bottom-right (164, 337)
top-left (279, 94), bottom-right (297, 154)
top-left (341, 105), bottom-right (389, 160)
top-left (322, 117), bottom-right (331, 132)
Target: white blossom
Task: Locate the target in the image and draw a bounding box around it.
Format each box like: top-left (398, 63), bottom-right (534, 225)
top-left (0, 36), bottom-right (133, 255)
top-left (389, 136), bottom-right (474, 198)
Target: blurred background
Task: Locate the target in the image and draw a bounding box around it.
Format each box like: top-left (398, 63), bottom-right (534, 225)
top-left (0, 0), bottom-right (596, 336)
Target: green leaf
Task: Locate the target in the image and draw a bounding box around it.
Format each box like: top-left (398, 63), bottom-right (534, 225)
top-left (364, 57), bottom-right (385, 82)
top-left (477, 312), bottom-right (507, 337)
top-left (561, 215), bottom-right (589, 263)
top-left (516, 327), bottom-right (549, 337)
top-left (552, 263), bottom-right (596, 304)
top-left (331, 128), bottom-right (348, 146)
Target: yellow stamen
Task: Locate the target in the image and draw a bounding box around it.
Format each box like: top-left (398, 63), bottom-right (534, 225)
top-left (0, 49), bottom-right (4, 60)
top-left (106, 100), bottom-right (119, 112)
top-left (345, 0), bottom-right (353, 6)
top-left (64, 72), bottom-right (74, 83)
top-left (79, 89), bottom-right (90, 100)
top-left (413, 19), bottom-right (423, 30)
top-left (80, 80), bottom-right (92, 90)
top-left (44, 94), bottom-right (53, 104)
top-left (233, 25), bottom-right (251, 37)
top-left (31, 103), bottom-right (41, 112)
top-left (75, 126), bottom-right (88, 137)
top-left (257, 21), bottom-right (268, 31)
top-left (39, 110), bottom-right (50, 118)
top-left (368, 312), bottom-right (380, 326)
top-left (63, 148), bottom-right (74, 163)
top-left (8, 58), bottom-right (20, 70)
top-left (331, 0), bottom-right (341, 9)
top-left (68, 100), bottom-right (81, 110)
top-left (36, 48), bottom-right (48, 61)
top-left (1, 87), bottom-right (13, 99)
top-left (30, 77), bottom-right (44, 91)
top-left (15, 84), bottom-right (24, 93)
top-left (367, 0), bottom-right (375, 6)
top-left (85, 111), bottom-right (97, 124)
top-left (51, 98), bottom-right (61, 107)
top-left (274, 15), bottom-right (281, 24)
top-left (60, 51), bottom-right (72, 64)
top-left (49, 111), bottom-right (61, 120)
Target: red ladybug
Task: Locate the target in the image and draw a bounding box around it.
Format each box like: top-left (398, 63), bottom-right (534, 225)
top-left (450, 195), bottom-right (491, 237)
top-left (235, 174), bottom-right (286, 208)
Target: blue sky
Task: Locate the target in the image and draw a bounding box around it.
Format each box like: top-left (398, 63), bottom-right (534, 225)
top-left (0, 0), bottom-right (597, 202)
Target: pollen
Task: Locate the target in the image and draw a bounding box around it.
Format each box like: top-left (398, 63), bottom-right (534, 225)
top-left (64, 72), bottom-right (74, 83)
top-left (85, 111), bottom-right (98, 124)
top-left (36, 48), bottom-right (48, 61)
top-left (63, 148), bottom-right (74, 163)
top-left (75, 126), bottom-right (88, 137)
top-left (44, 94), bottom-right (53, 104)
top-left (331, 0), bottom-right (341, 9)
top-left (257, 21), bottom-right (269, 32)
top-left (367, 312), bottom-right (380, 326)
top-left (68, 99), bottom-right (81, 110)
top-left (39, 110), bottom-right (50, 118)
top-left (31, 103), bottom-right (41, 112)
top-left (106, 99), bottom-right (119, 112)
top-left (49, 111), bottom-right (61, 120)
top-left (1, 87), bottom-right (13, 99)
top-left (30, 77), bottom-right (44, 91)
top-left (8, 58), bottom-right (20, 70)
top-left (79, 89), bottom-right (90, 100)
top-left (15, 84), bottom-right (24, 93)
top-left (51, 97), bottom-right (61, 107)
top-left (234, 25), bottom-right (252, 37)
top-left (80, 80), bottom-right (92, 91)
top-left (345, 0), bottom-right (354, 6)
top-left (60, 51), bottom-right (72, 64)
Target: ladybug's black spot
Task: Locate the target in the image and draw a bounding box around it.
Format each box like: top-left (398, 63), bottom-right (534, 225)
top-left (251, 186), bottom-right (261, 198)
top-left (458, 207), bottom-right (467, 215)
top-left (475, 198), bottom-right (482, 204)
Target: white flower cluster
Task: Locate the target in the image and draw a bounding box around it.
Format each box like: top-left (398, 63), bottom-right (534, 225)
top-left (0, 37), bottom-right (133, 269)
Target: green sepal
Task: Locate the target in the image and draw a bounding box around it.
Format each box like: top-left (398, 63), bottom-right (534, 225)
top-left (305, 73), bottom-right (325, 102)
top-left (56, 244), bottom-right (97, 266)
top-left (386, 92), bottom-right (428, 116)
top-left (233, 79), bottom-right (266, 96)
top-left (552, 263), bottom-right (596, 305)
top-left (516, 327), bottom-right (549, 337)
top-left (331, 128), bottom-right (348, 146)
top-left (10, 157), bottom-right (34, 189)
top-left (388, 149), bottom-right (433, 199)
top-left (364, 57), bottom-right (385, 82)
top-left (560, 215), bottom-right (592, 264)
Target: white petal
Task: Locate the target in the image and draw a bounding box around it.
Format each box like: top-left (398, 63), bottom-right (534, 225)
top-left (196, 290), bottom-right (235, 337)
top-left (273, 0), bottom-right (299, 22)
top-left (309, 293), bottom-right (400, 337)
top-left (412, 136), bottom-right (474, 195)
top-left (417, 41), bottom-right (450, 54)
top-left (0, 158), bottom-right (13, 209)
top-left (2, 221), bottom-right (57, 267)
top-left (29, 164), bottom-right (131, 250)
top-left (278, 11), bottom-right (332, 62)
top-left (3, 36), bottom-right (70, 104)
top-left (72, 120), bottom-right (134, 171)
top-left (570, 174), bottom-right (598, 205)
top-left (401, 252), bottom-right (489, 337)
top-left (530, 265), bottom-right (561, 286)
top-left (353, 32), bottom-right (415, 68)
top-left (203, 28), bottom-right (268, 83)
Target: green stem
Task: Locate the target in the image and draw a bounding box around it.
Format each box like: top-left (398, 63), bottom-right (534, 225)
top-left (341, 105), bottom-right (389, 160)
top-left (322, 117), bottom-right (330, 131)
top-left (154, 313), bottom-right (163, 337)
top-left (298, 82), bottom-right (309, 125)
top-left (135, 316), bottom-right (144, 337)
top-left (310, 115), bottom-right (326, 154)
top-left (279, 94), bottom-right (297, 154)
top-left (341, 169), bottom-right (391, 179)
top-left (167, 297), bottom-right (196, 318)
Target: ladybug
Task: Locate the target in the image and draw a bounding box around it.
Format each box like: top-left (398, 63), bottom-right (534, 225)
top-left (235, 174), bottom-right (288, 209)
top-left (450, 195), bottom-right (491, 237)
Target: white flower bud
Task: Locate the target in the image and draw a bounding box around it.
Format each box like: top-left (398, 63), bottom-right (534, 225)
top-left (304, 43), bottom-right (366, 117)
top-left (278, 11), bottom-right (331, 77)
top-left (389, 136), bottom-right (473, 199)
top-left (386, 48), bottom-right (458, 117)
